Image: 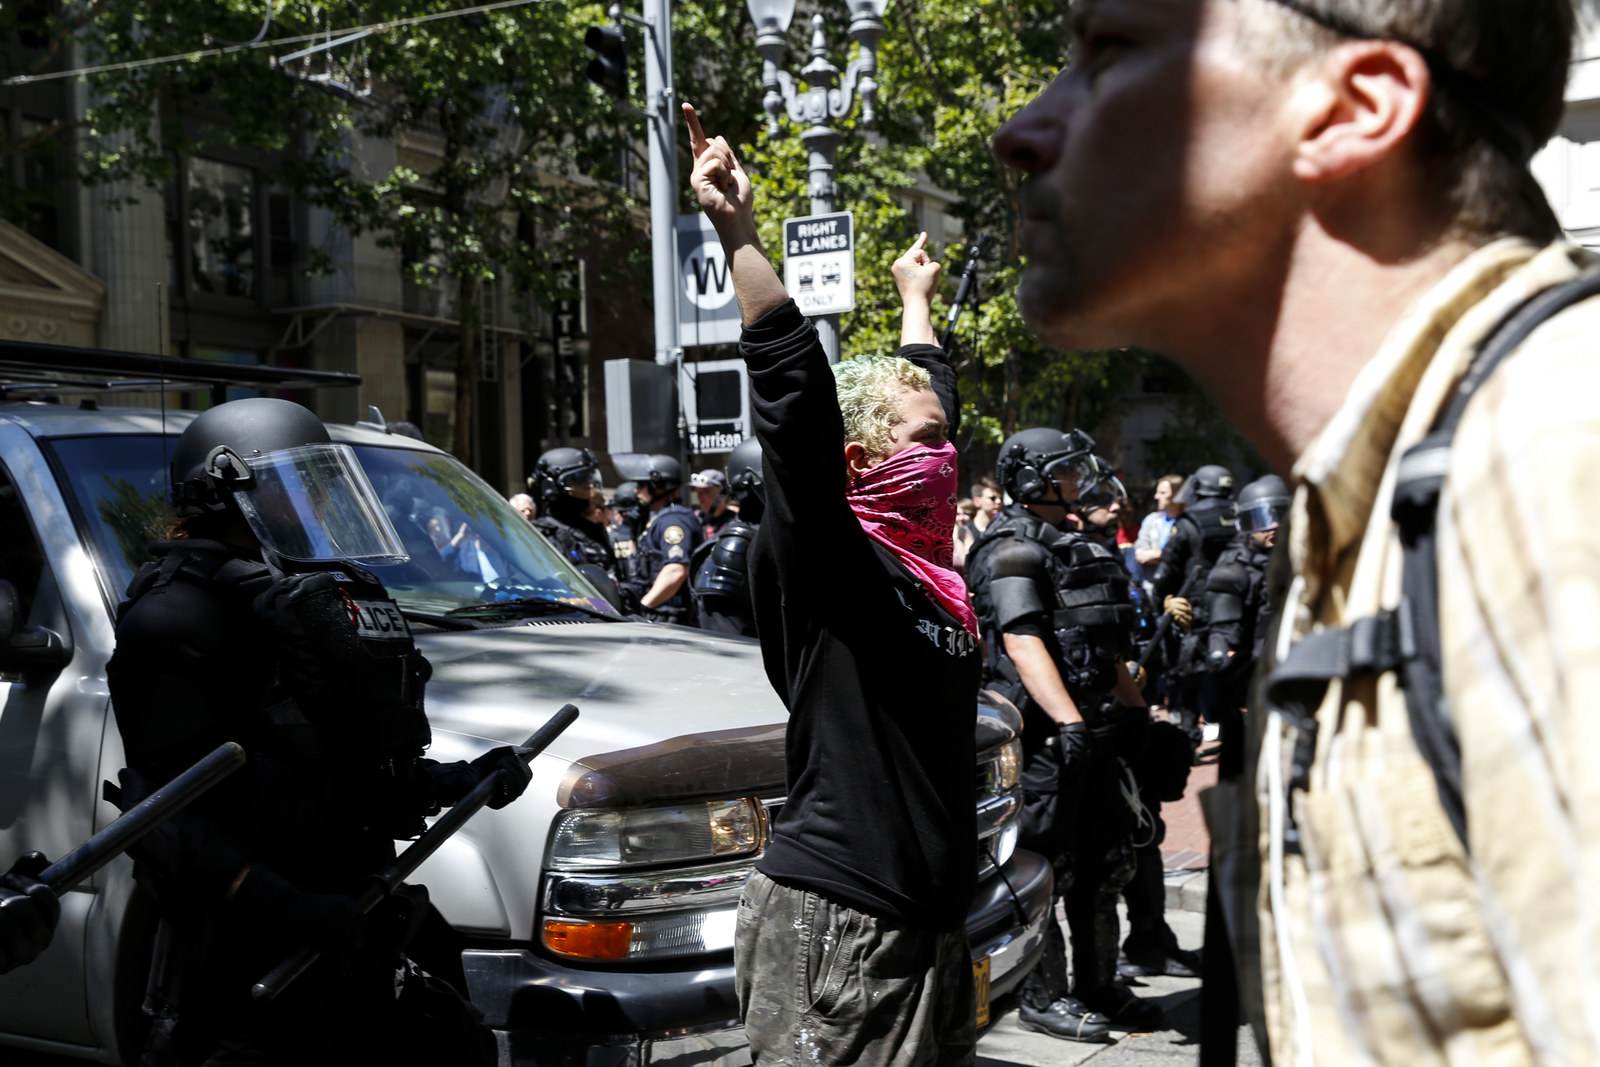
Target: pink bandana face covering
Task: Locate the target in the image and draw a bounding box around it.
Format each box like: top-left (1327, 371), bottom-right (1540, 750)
top-left (847, 440), bottom-right (978, 636)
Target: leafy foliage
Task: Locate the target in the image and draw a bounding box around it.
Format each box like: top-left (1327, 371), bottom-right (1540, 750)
top-left (0, 0), bottom-right (1251, 480)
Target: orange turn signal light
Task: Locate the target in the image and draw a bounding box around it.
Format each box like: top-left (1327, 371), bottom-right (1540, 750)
top-left (544, 919), bottom-right (634, 960)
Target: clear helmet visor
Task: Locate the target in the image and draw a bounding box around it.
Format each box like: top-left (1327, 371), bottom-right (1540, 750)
top-left (1077, 473), bottom-right (1128, 513)
top-left (560, 466), bottom-right (600, 490)
top-left (232, 443), bottom-right (409, 564)
top-left (1237, 498), bottom-right (1290, 533)
top-left (1040, 453), bottom-right (1098, 500)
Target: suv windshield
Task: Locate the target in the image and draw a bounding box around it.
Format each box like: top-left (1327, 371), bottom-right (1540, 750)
top-left (48, 434), bottom-right (615, 618)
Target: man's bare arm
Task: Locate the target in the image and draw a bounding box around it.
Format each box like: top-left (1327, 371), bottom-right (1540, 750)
top-left (892, 232), bottom-right (941, 348)
top-left (640, 563), bottom-right (689, 610)
top-left (684, 103), bottom-right (788, 324)
top-left (1002, 632), bottom-right (1085, 725)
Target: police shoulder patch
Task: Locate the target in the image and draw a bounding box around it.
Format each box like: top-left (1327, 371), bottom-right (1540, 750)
top-left (664, 525), bottom-right (686, 545)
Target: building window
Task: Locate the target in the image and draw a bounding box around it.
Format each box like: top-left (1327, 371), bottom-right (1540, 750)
top-left (186, 158), bottom-right (257, 299)
top-left (1, 113), bottom-right (62, 249)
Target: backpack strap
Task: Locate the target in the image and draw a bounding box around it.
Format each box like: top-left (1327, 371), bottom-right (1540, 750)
top-left (1264, 269), bottom-right (1600, 852)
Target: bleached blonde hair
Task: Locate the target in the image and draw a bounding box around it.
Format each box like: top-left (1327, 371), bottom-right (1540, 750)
top-left (832, 356), bottom-right (932, 461)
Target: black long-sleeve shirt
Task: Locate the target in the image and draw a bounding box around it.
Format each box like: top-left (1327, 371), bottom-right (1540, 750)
top-left (743, 301), bottom-right (980, 930)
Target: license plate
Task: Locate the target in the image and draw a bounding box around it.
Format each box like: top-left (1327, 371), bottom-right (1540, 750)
top-left (973, 956), bottom-right (992, 1028)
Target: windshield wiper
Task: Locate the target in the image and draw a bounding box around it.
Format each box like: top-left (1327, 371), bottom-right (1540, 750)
top-left (399, 609), bottom-right (482, 632)
top-left (444, 596), bottom-right (625, 622)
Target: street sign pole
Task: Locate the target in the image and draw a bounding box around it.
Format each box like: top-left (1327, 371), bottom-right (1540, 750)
top-left (802, 127), bottom-right (841, 362)
top-left (642, 0), bottom-right (680, 373)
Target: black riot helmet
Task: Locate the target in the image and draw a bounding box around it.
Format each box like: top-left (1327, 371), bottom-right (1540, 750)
top-left (532, 446), bottom-right (601, 507)
top-left (995, 427), bottom-right (1097, 505)
top-left (1236, 474), bottom-right (1291, 533)
top-left (1176, 464), bottom-right (1234, 504)
top-left (169, 397), bottom-right (406, 564)
top-left (612, 453), bottom-right (683, 496)
top-left (1073, 454), bottom-right (1130, 517)
top-left (609, 480), bottom-right (640, 514)
top-left (726, 437), bottom-right (765, 507)
top-left (172, 397), bottom-right (331, 515)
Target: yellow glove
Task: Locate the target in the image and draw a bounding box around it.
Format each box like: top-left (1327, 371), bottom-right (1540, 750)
top-left (1163, 595), bottom-right (1193, 632)
top-left (1126, 661), bottom-right (1149, 692)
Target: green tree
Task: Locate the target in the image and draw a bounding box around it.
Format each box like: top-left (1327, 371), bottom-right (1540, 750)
top-left (4, 0), bottom-right (651, 466)
top-left (729, 0), bottom-right (1252, 482)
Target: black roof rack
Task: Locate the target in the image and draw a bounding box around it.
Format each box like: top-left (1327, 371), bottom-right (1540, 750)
top-left (0, 340), bottom-right (362, 405)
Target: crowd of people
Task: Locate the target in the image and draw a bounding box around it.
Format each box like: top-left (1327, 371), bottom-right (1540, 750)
top-left (2, 2), bottom-right (1593, 1065)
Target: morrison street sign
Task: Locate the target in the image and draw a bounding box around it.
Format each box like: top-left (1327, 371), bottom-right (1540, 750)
top-left (782, 211), bottom-right (855, 317)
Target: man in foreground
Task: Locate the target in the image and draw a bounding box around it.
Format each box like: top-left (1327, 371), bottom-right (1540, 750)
top-left (994, 1), bottom-right (1596, 1062)
top-left (687, 102), bottom-right (980, 1065)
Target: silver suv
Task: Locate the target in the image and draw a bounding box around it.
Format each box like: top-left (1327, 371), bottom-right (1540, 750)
top-left (0, 359), bottom-right (1050, 1065)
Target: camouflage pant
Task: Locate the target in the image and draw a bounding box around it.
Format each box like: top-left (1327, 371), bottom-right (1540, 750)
top-left (735, 871), bottom-right (976, 1067)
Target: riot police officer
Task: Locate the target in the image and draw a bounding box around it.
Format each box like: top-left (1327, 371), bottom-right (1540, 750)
top-left (106, 398), bottom-right (530, 1065)
top-left (1201, 474), bottom-right (1287, 774)
top-left (691, 436), bottom-right (763, 638)
top-left (529, 447), bottom-right (615, 576)
top-left (613, 454), bottom-right (703, 624)
top-left (966, 428), bottom-right (1159, 1039)
top-left (1149, 463), bottom-right (1237, 741)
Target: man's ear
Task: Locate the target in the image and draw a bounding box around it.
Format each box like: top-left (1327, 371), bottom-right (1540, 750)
top-left (1291, 40), bottom-right (1431, 184)
top-left (844, 440), bottom-right (873, 477)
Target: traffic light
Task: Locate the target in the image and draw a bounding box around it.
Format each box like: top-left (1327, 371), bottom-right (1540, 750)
top-left (585, 24), bottom-right (628, 100)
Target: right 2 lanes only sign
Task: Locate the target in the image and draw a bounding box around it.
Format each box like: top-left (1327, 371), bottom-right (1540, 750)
top-left (783, 211), bottom-right (855, 316)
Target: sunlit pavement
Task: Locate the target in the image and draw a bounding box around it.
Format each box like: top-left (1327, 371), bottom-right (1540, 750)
top-left (978, 905), bottom-right (1263, 1067)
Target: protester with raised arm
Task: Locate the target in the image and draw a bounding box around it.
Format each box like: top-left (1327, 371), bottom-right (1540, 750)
top-left (686, 103), bottom-right (981, 1066)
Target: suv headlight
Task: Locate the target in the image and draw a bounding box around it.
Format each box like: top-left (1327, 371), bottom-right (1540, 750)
top-left (540, 798), bottom-right (770, 963)
top-left (977, 739), bottom-right (1024, 876)
top-left (548, 798), bottom-right (763, 869)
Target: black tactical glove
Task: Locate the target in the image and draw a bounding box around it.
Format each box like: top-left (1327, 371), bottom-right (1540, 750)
top-left (0, 852), bottom-right (59, 975)
top-left (232, 864), bottom-right (366, 965)
top-left (1056, 721), bottom-right (1096, 786)
top-left (469, 746), bottom-right (533, 810)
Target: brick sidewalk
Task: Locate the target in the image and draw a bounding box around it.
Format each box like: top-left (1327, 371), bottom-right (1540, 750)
top-left (1159, 759), bottom-right (1216, 873)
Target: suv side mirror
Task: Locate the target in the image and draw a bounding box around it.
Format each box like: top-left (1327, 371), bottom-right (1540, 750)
top-left (0, 580), bottom-right (72, 671)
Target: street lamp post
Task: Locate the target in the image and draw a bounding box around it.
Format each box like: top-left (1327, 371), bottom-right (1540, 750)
top-left (746, 0), bottom-right (886, 362)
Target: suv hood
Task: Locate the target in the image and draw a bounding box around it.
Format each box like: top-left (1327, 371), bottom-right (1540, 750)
top-left (417, 620), bottom-right (789, 803)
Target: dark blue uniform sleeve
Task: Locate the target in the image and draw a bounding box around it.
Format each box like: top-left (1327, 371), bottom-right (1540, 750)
top-left (1151, 515), bottom-right (1199, 598)
top-left (643, 506), bottom-right (702, 569)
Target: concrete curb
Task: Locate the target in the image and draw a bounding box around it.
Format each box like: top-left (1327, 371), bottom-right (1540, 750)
top-left (1165, 868), bottom-right (1208, 915)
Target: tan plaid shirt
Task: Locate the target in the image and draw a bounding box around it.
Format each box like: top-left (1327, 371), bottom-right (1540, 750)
top-left (1208, 237), bottom-right (1600, 1066)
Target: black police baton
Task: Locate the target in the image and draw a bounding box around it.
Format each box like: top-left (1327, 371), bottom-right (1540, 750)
top-left (39, 742), bottom-right (247, 897)
top-left (252, 703), bottom-right (580, 1003)
top-left (939, 232), bottom-right (994, 350)
top-left (1133, 566), bottom-right (1207, 676)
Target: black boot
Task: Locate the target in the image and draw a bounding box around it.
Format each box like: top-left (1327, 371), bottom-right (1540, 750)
top-left (1017, 998), bottom-right (1113, 1043)
top-left (1118, 941), bottom-right (1203, 978)
top-left (1079, 984), bottom-right (1166, 1031)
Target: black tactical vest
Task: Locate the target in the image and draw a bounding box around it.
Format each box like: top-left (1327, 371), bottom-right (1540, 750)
top-left (124, 542), bottom-right (433, 765)
top-left (1184, 496), bottom-right (1239, 572)
top-left (534, 515), bottom-right (616, 574)
top-left (968, 509), bottom-right (1136, 704)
